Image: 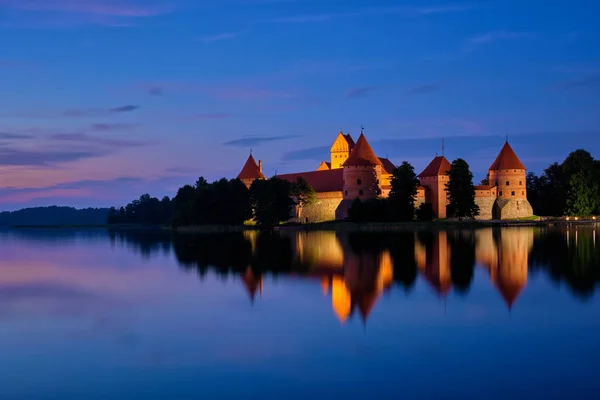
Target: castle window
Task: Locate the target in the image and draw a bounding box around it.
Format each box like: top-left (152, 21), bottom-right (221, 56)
top-left (499, 191), bottom-right (503, 196)
top-left (522, 191), bottom-right (524, 196)
top-left (357, 179), bottom-right (362, 185)
top-left (359, 190), bottom-right (364, 196)
top-left (511, 191), bottom-right (515, 196)
top-left (506, 181), bottom-right (510, 186)
top-left (345, 190), bottom-right (348, 195)
top-left (519, 181), bottom-right (523, 185)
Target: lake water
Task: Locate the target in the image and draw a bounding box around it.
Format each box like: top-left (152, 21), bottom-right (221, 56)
top-left (0, 226), bottom-right (599, 399)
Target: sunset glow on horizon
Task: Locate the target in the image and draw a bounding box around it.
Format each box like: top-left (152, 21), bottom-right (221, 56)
top-left (1, 0), bottom-right (599, 210)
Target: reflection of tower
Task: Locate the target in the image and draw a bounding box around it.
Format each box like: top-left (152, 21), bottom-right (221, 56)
top-left (292, 231), bottom-right (344, 272)
top-left (416, 231), bottom-right (452, 297)
top-left (337, 242), bottom-right (394, 324)
top-left (241, 266), bottom-right (263, 303)
top-left (476, 228), bottom-right (533, 310)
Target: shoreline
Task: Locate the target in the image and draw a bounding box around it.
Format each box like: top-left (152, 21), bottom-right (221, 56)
top-left (4, 218), bottom-right (597, 233)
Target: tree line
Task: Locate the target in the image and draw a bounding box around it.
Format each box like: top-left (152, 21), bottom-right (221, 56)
top-left (349, 159), bottom-right (479, 222)
top-left (527, 149), bottom-right (600, 217)
top-left (108, 176), bottom-right (316, 228)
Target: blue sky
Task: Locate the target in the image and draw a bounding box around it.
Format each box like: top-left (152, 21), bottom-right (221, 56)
top-left (0, 0), bottom-right (599, 209)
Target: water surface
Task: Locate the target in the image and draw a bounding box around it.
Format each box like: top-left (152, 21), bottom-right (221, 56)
top-left (0, 226), bottom-right (599, 399)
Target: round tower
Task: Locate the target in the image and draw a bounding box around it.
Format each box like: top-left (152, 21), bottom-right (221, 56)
top-left (341, 133), bottom-right (383, 201)
top-left (488, 140), bottom-right (527, 200)
top-left (488, 140), bottom-right (533, 219)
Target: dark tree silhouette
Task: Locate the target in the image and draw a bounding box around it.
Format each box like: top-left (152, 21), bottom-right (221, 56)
top-left (446, 158), bottom-right (479, 220)
top-left (389, 161), bottom-right (419, 221)
top-left (250, 177), bottom-right (295, 228)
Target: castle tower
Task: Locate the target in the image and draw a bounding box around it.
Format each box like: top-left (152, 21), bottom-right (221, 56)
top-left (237, 153), bottom-right (266, 188)
top-left (335, 133), bottom-right (384, 219)
top-left (329, 131), bottom-right (355, 169)
top-left (488, 141), bottom-right (533, 219)
top-left (418, 156), bottom-right (451, 219)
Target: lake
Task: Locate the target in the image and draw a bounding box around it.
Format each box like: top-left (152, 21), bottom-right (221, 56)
top-left (0, 225), bottom-right (599, 399)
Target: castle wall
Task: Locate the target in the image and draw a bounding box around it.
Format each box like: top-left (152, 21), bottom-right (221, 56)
top-left (298, 192), bottom-right (343, 223)
top-left (475, 195), bottom-right (496, 220)
top-left (493, 198), bottom-right (534, 220)
top-left (419, 175), bottom-right (449, 218)
top-left (489, 169), bottom-right (527, 199)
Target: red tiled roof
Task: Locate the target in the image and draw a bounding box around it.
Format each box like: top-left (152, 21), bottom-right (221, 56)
top-left (277, 168), bottom-right (344, 193)
top-left (495, 279), bottom-right (525, 310)
top-left (475, 185), bottom-right (495, 190)
top-left (378, 157), bottom-right (396, 174)
top-left (489, 141), bottom-right (526, 170)
top-left (344, 133), bottom-right (356, 149)
top-left (237, 154), bottom-right (266, 180)
top-left (342, 133), bottom-right (383, 167)
top-left (418, 156), bottom-right (451, 178)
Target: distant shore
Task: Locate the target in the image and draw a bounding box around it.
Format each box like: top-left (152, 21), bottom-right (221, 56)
top-left (5, 217), bottom-right (597, 232)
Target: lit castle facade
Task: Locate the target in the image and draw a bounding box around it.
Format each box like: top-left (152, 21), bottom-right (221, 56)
top-left (237, 131), bottom-right (534, 221)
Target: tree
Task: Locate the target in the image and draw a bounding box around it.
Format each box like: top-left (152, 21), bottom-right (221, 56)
top-left (249, 177), bottom-right (295, 228)
top-left (446, 158), bottom-right (479, 220)
top-left (290, 177), bottom-right (317, 221)
top-left (388, 161), bottom-right (419, 221)
top-left (566, 171), bottom-right (599, 216)
top-left (415, 202), bottom-right (435, 221)
top-left (480, 173), bottom-right (490, 186)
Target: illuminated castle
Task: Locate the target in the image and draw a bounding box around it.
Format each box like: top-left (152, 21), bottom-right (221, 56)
top-left (237, 131), bottom-right (533, 221)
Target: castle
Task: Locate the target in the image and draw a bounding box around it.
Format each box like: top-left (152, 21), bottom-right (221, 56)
top-left (237, 131), bottom-right (534, 221)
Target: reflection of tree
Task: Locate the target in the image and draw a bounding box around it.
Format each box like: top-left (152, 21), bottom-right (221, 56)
top-left (448, 230), bottom-right (476, 294)
top-left (530, 227), bottom-right (600, 298)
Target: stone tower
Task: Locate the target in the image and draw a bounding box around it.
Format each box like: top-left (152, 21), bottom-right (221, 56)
top-left (488, 141), bottom-right (533, 219)
top-left (237, 153), bottom-right (266, 188)
top-left (329, 131), bottom-right (355, 169)
top-left (418, 155), bottom-right (451, 218)
top-left (335, 133), bottom-right (383, 219)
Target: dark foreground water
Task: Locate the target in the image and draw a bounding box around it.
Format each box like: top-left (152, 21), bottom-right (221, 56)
top-left (0, 226), bottom-right (599, 399)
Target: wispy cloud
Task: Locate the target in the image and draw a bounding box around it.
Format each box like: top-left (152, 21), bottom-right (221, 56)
top-left (407, 83), bottom-right (442, 95)
top-left (61, 105), bottom-right (140, 117)
top-left (50, 132), bottom-right (149, 148)
top-left (346, 86), bottom-right (376, 99)
top-left (465, 31), bottom-right (536, 51)
top-left (554, 73), bottom-right (600, 90)
top-left (223, 135), bottom-right (301, 147)
top-left (0, 0), bottom-right (172, 17)
top-left (109, 105), bottom-right (139, 113)
top-left (197, 32), bottom-right (240, 44)
top-left (90, 123), bottom-right (138, 132)
top-left (260, 3), bottom-right (477, 23)
top-left (0, 147), bottom-right (105, 167)
top-left (191, 113), bottom-right (230, 120)
top-left (147, 86), bottom-right (164, 96)
top-left (281, 146), bottom-right (329, 161)
top-left (0, 132), bottom-right (35, 140)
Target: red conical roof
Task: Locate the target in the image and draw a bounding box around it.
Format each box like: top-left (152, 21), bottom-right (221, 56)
top-left (342, 133), bottom-right (383, 167)
top-left (237, 154), bottom-right (266, 180)
top-left (489, 141), bottom-right (526, 171)
top-left (495, 279), bottom-right (525, 311)
top-left (418, 156), bottom-right (451, 178)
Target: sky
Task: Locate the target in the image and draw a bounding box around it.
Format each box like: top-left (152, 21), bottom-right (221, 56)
top-left (0, 0), bottom-right (599, 210)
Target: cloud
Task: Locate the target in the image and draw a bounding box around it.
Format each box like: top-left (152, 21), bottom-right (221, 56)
top-left (223, 135), bottom-right (301, 147)
top-left (109, 105), bottom-right (140, 113)
top-left (346, 86), bottom-right (376, 99)
top-left (0, 132), bottom-right (35, 139)
top-left (164, 166), bottom-right (198, 174)
top-left (90, 123), bottom-right (138, 131)
top-left (465, 31), bottom-right (536, 50)
top-left (260, 4), bottom-right (477, 23)
top-left (554, 74), bottom-right (600, 90)
top-left (281, 146), bottom-right (329, 161)
top-left (190, 113), bottom-right (230, 120)
top-left (0, 0), bottom-right (172, 17)
top-left (50, 132), bottom-right (149, 148)
top-left (407, 83), bottom-right (442, 95)
top-left (61, 105), bottom-right (140, 117)
top-left (147, 86), bottom-right (164, 96)
top-left (197, 32), bottom-right (240, 44)
top-left (0, 147), bottom-right (106, 167)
